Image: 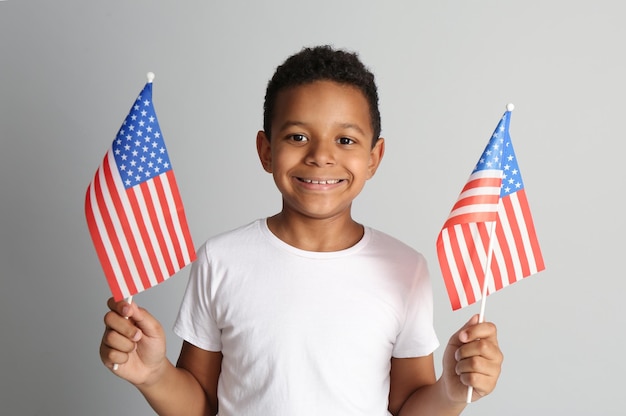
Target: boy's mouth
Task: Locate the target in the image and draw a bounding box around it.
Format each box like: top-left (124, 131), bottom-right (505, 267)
top-left (297, 178), bottom-right (343, 185)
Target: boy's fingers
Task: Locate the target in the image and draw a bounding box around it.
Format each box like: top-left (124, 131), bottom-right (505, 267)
top-left (103, 310), bottom-right (143, 342)
top-left (104, 297), bottom-right (162, 339)
top-left (124, 305), bottom-right (164, 339)
top-left (458, 319), bottom-right (498, 345)
top-left (106, 297), bottom-right (135, 318)
top-left (102, 326), bottom-right (140, 353)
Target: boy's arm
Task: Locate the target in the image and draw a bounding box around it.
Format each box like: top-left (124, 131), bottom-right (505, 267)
top-left (389, 315), bottom-right (503, 416)
top-left (389, 356), bottom-right (466, 416)
top-left (100, 299), bottom-right (222, 416)
top-left (175, 342), bottom-right (222, 415)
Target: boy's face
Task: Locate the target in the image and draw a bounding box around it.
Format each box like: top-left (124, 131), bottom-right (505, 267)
top-left (256, 80), bottom-right (384, 222)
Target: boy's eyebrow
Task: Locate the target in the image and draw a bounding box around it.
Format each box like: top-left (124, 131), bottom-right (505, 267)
top-left (277, 120), bottom-right (367, 135)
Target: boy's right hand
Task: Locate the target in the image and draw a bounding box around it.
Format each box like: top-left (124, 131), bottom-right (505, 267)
top-left (100, 297), bottom-right (167, 387)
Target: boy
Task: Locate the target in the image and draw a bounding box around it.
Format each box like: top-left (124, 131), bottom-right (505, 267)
top-left (100, 45), bottom-right (503, 415)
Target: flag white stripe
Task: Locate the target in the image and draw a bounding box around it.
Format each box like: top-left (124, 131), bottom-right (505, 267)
top-left (88, 167), bottom-right (130, 298)
top-left (145, 179), bottom-right (179, 269)
top-left (497, 200), bottom-right (524, 280)
top-left (103, 152), bottom-right (145, 293)
top-left (467, 169), bottom-right (502, 181)
top-left (457, 186), bottom-right (501, 199)
top-left (132, 185), bottom-right (170, 281)
top-left (508, 193), bottom-right (541, 274)
top-left (449, 203), bottom-right (500, 218)
top-left (490, 237), bottom-right (510, 291)
top-left (160, 173), bottom-right (193, 265)
top-left (439, 228), bottom-right (469, 308)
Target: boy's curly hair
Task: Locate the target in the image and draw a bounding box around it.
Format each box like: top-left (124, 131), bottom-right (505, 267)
top-left (263, 45), bottom-right (381, 145)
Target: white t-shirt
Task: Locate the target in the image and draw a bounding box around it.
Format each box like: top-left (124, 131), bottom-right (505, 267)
top-left (174, 219), bottom-right (439, 416)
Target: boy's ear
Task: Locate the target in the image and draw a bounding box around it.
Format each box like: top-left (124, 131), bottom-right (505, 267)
top-left (256, 130), bottom-right (272, 173)
top-left (367, 137), bottom-right (385, 179)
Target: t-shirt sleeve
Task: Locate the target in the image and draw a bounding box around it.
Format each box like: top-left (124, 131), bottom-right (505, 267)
top-left (392, 253), bottom-right (440, 358)
top-left (173, 245), bottom-right (222, 352)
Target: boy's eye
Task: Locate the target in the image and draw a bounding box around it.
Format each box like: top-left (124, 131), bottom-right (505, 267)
top-left (290, 134), bottom-right (308, 142)
top-left (338, 137), bottom-right (355, 145)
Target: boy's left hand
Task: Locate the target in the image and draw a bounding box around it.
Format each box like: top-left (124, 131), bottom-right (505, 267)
top-left (442, 314), bottom-right (504, 403)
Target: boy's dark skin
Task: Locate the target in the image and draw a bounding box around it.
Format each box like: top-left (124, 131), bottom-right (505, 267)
top-left (100, 46), bottom-right (503, 415)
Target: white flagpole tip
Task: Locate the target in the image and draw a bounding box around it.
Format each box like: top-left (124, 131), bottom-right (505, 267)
top-left (146, 72), bottom-right (155, 83)
top-left (506, 103), bottom-right (515, 112)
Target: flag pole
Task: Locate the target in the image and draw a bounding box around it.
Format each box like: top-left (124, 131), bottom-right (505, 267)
top-left (466, 220), bottom-right (497, 402)
top-left (466, 103), bottom-right (513, 402)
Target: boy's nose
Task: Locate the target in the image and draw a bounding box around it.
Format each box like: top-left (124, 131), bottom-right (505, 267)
top-left (305, 140), bottom-right (335, 166)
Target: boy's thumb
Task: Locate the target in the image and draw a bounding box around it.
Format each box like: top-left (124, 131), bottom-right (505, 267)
top-left (126, 303), bottom-right (164, 339)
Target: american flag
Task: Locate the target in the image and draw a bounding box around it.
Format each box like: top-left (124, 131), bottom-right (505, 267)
top-left (436, 109), bottom-right (545, 310)
top-left (85, 77), bottom-right (196, 301)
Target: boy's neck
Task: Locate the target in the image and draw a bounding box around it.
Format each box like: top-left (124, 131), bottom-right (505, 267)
top-left (266, 212), bottom-right (364, 252)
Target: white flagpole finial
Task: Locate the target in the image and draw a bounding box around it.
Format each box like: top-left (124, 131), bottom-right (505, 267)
top-left (506, 103), bottom-right (515, 112)
top-left (147, 72), bottom-right (155, 83)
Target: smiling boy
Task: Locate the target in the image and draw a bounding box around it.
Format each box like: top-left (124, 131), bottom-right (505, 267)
top-left (100, 45), bottom-right (502, 415)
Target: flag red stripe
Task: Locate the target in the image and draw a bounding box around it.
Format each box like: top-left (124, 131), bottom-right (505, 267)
top-left (93, 159), bottom-right (137, 298)
top-left (139, 180), bottom-right (176, 277)
top-left (85, 179), bottom-right (124, 301)
top-left (102, 157), bottom-right (153, 292)
top-left (487, 225), bottom-right (505, 293)
top-left (493, 214), bottom-right (517, 285)
top-left (436, 230), bottom-right (464, 310)
top-left (449, 226), bottom-right (476, 307)
top-left (125, 185), bottom-right (167, 285)
top-left (437, 249), bottom-right (461, 310)
top-left (167, 171), bottom-right (196, 261)
top-left (517, 189), bottom-right (545, 271)
top-left (462, 223), bottom-right (485, 296)
top-left (443, 211), bottom-right (497, 229)
top-left (502, 195), bottom-right (531, 277)
top-left (450, 193), bottom-right (500, 211)
top-left (461, 176), bottom-right (502, 192)
top-left (153, 174), bottom-right (186, 269)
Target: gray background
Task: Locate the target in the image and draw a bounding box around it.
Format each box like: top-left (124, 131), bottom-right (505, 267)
top-left (1, 0), bottom-right (624, 415)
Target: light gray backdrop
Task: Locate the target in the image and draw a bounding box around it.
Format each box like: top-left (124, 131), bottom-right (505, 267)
top-left (1, 0), bottom-right (624, 415)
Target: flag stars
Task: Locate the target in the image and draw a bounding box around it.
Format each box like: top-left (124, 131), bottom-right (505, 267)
top-left (112, 87), bottom-right (172, 188)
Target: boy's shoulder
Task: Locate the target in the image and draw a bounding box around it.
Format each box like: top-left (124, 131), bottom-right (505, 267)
top-left (367, 226), bottom-right (426, 262)
top-left (200, 219), bottom-right (262, 249)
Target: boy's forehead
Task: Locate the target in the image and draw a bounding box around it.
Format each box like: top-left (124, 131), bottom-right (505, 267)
top-left (273, 80), bottom-right (372, 122)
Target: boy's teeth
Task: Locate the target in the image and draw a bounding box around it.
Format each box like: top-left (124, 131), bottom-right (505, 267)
top-left (302, 179), bottom-right (340, 185)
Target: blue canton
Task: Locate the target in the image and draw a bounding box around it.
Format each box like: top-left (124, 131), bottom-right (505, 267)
top-left (472, 111), bottom-right (524, 197)
top-left (112, 83), bottom-right (172, 189)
